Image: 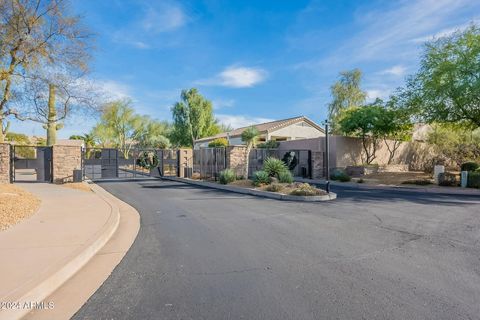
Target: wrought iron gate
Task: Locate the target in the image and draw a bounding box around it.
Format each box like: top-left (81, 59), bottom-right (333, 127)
top-left (83, 148), bottom-right (180, 180)
top-left (12, 146), bottom-right (52, 182)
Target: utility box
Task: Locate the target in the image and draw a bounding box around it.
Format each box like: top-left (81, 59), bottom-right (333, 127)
top-left (433, 165), bottom-right (445, 184)
top-left (461, 171), bottom-right (468, 188)
top-left (73, 169), bottom-right (83, 182)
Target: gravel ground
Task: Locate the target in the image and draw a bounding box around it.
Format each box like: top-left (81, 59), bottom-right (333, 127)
top-left (0, 184), bottom-right (40, 231)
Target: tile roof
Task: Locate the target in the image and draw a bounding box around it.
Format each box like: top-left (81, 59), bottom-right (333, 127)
top-left (195, 116), bottom-right (324, 143)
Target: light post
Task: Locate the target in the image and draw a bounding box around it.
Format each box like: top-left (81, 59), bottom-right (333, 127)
top-left (324, 120), bottom-right (330, 193)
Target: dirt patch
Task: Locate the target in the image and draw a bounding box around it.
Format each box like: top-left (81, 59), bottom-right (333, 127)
top-left (0, 184), bottom-right (41, 231)
top-left (228, 180), bottom-right (327, 196)
top-left (62, 182), bottom-right (92, 192)
top-left (359, 171), bottom-right (433, 186)
top-left (229, 180), bottom-right (254, 188)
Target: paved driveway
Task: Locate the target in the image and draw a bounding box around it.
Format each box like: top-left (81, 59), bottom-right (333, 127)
top-left (74, 180), bottom-right (480, 320)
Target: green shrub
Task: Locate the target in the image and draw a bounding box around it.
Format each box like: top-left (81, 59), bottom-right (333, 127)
top-left (263, 157), bottom-right (288, 177)
top-left (290, 183), bottom-right (322, 196)
top-left (253, 170), bottom-right (270, 186)
top-left (461, 162), bottom-right (479, 172)
top-left (257, 140), bottom-right (280, 149)
top-left (467, 171), bottom-right (480, 188)
top-left (265, 183), bottom-right (284, 192)
top-left (278, 170), bottom-right (293, 183)
top-left (208, 138), bottom-right (229, 147)
top-left (438, 172), bottom-right (458, 186)
top-left (357, 178), bottom-right (365, 183)
top-left (219, 169), bottom-right (236, 184)
top-left (330, 169), bottom-right (351, 182)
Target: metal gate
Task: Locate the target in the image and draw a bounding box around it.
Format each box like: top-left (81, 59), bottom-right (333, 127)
top-left (83, 148), bottom-right (179, 180)
top-left (12, 146), bottom-right (52, 182)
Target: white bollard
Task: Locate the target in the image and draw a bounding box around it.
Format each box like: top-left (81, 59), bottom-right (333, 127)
top-left (434, 165), bottom-right (445, 184)
top-left (461, 171), bottom-right (469, 188)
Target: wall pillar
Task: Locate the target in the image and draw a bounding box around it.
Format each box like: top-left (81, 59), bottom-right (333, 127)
top-left (178, 149), bottom-right (193, 178)
top-left (52, 145), bottom-right (82, 183)
top-left (226, 145), bottom-right (248, 178)
top-left (0, 143), bottom-right (11, 183)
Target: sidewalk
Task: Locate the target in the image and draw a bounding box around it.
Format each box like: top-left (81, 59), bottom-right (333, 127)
top-left (0, 183), bottom-right (120, 320)
top-left (296, 177), bottom-right (480, 195)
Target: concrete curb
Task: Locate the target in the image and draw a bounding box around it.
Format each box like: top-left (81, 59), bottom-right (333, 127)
top-left (162, 177), bottom-right (337, 202)
top-left (0, 184), bottom-right (121, 320)
top-left (294, 177), bottom-right (480, 195)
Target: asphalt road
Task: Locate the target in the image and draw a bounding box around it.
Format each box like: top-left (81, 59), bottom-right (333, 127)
top-left (74, 180), bottom-right (480, 320)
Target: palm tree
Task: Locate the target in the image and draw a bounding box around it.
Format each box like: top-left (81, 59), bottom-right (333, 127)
top-left (241, 126), bottom-right (259, 179)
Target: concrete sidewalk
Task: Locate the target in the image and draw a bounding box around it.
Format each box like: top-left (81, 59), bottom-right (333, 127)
top-left (0, 183), bottom-right (120, 320)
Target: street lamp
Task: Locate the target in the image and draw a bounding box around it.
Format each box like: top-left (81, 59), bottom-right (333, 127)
top-left (324, 120), bottom-right (330, 193)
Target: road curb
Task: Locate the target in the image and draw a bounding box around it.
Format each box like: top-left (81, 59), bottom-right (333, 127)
top-left (0, 184), bottom-right (120, 320)
top-left (162, 177), bottom-right (337, 201)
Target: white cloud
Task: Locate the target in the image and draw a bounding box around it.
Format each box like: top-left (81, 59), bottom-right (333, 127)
top-left (366, 89), bottom-right (391, 102)
top-left (142, 4), bottom-right (187, 33)
top-left (198, 66), bottom-right (267, 88)
top-left (216, 114), bottom-right (274, 129)
top-left (95, 80), bottom-right (132, 100)
top-left (411, 19), bottom-right (479, 43)
top-left (379, 65), bottom-right (407, 76)
top-left (212, 98), bottom-right (235, 109)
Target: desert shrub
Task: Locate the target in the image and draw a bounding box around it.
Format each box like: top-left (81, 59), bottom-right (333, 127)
top-left (208, 138), bottom-right (229, 147)
top-left (438, 172), bottom-right (458, 186)
top-left (278, 170), bottom-right (293, 183)
top-left (219, 169), bottom-right (236, 184)
top-left (263, 157), bottom-right (288, 177)
top-left (401, 179), bottom-right (432, 185)
top-left (467, 171), bottom-right (480, 188)
top-left (290, 183), bottom-right (322, 196)
top-left (191, 172), bottom-right (201, 180)
top-left (282, 151), bottom-right (298, 170)
top-left (253, 170), bottom-right (270, 186)
top-left (266, 183), bottom-right (284, 192)
top-left (330, 169), bottom-right (351, 182)
top-left (357, 178), bottom-right (365, 183)
top-left (257, 140), bottom-right (280, 149)
top-left (460, 162), bottom-right (479, 172)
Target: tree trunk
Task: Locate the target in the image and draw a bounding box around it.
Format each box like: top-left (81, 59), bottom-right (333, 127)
top-left (46, 84), bottom-right (57, 146)
top-left (0, 117), bottom-right (5, 143)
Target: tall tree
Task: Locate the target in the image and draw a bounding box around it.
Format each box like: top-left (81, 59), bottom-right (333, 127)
top-left (21, 71), bottom-right (97, 145)
top-left (171, 88), bottom-right (220, 147)
top-left (377, 99), bottom-right (413, 164)
top-left (328, 69), bottom-right (366, 131)
top-left (0, 0), bottom-right (91, 142)
top-left (135, 117), bottom-right (171, 149)
top-left (338, 100), bottom-right (384, 164)
top-left (92, 99), bottom-right (144, 158)
top-left (401, 25), bottom-right (480, 128)
top-left (241, 126), bottom-right (259, 178)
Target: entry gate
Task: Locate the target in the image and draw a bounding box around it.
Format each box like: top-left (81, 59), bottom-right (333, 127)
top-left (83, 148), bottom-right (180, 180)
top-left (12, 146), bottom-right (52, 182)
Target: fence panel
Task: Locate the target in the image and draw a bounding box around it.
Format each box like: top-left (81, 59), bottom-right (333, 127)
top-left (193, 147), bottom-right (226, 181)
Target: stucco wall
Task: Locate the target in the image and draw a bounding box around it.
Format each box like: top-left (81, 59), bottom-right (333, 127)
top-left (278, 136), bottom-right (436, 171)
top-left (52, 145), bottom-right (82, 183)
top-left (0, 143), bottom-right (11, 183)
top-left (269, 121), bottom-right (324, 140)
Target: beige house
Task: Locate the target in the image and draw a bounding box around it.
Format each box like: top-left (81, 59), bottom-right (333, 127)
top-left (194, 116), bottom-right (325, 149)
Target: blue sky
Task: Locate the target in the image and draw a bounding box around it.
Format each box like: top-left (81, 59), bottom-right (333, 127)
top-left (10, 0), bottom-right (480, 138)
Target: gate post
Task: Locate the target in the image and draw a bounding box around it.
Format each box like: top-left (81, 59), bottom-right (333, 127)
top-left (0, 143), bottom-right (12, 183)
top-left (178, 149), bottom-right (193, 178)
